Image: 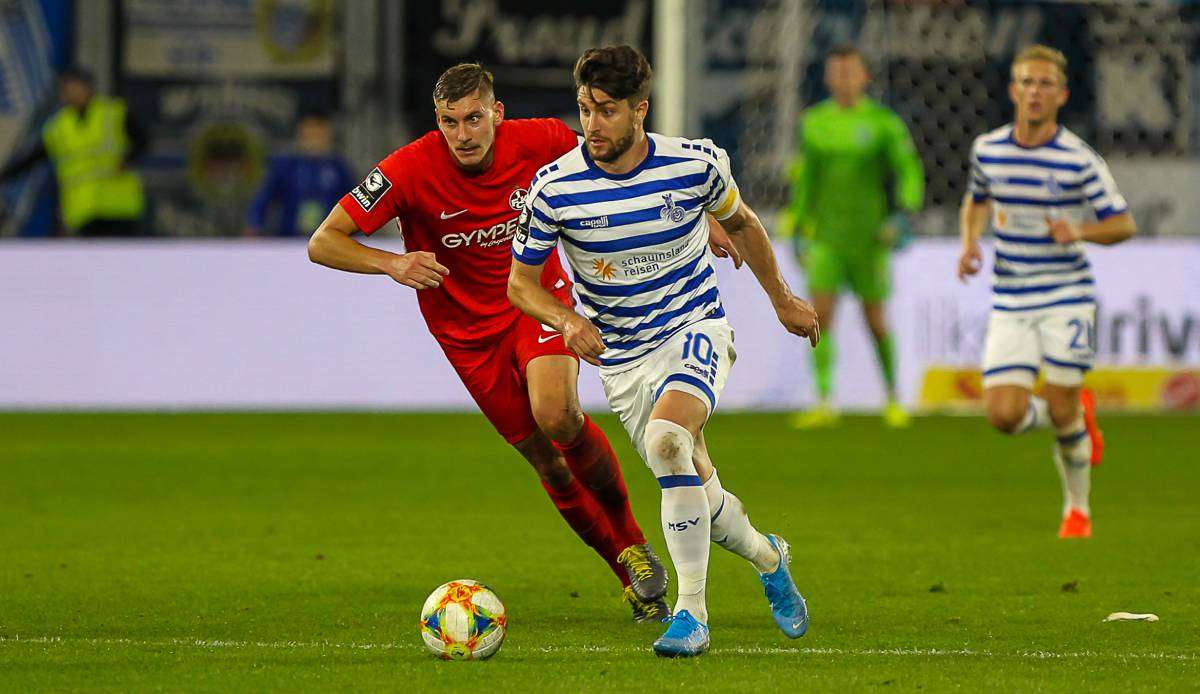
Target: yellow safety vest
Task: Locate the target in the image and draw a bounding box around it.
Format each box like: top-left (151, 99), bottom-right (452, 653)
top-left (42, 97), bottom-right (145, 230)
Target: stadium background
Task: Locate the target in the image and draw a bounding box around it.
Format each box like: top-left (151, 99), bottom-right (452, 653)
top-left (1, 0), bottom-right (1197, 413)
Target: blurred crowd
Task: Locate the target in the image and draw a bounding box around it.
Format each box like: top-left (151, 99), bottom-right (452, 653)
top-left (0, 68), bottom-right (354, 239)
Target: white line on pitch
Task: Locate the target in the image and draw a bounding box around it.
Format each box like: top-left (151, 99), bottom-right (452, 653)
top-left (1, 636), bottom-right (1194, 661)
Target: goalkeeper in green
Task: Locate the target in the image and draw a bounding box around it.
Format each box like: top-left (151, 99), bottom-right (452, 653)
top-left (786, 45), bottom-right (924, 429)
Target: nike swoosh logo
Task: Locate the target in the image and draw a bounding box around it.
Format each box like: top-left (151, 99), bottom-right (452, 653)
top-left (537, 334), bottom-right (561, 344)
top-left (440, 209), bottom-right (468, 219)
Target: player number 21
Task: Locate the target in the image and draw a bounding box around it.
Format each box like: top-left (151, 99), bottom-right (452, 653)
top-left (681, 332), bottom-right (715, 365)
top-left (1067, 318), bottom-right (1095, 351)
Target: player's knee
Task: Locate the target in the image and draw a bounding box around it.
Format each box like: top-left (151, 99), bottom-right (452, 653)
top-left (1046, 395), bottom-right (1080, 428)
top-left (644, 424), bottom-right (695, 477)
top-left (533, 403), bottom-right (584, 444)
top-left (986, 404), bottom-right (1024, 434)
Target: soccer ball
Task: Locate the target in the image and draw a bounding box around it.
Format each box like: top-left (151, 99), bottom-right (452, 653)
top-left (419, 579), bottom-right (507, 660)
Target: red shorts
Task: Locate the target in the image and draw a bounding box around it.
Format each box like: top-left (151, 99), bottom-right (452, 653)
top-left (439, 291), bottom-right (577, 445)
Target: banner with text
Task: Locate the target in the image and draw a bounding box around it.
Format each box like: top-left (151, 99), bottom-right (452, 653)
top-left (0, 239), bottom-right (1196, 412)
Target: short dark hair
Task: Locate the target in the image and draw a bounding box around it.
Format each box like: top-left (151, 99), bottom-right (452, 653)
top-left (573, 45), bottom-right (652, 106)
top-left (297, 111), bottom-right (330, 124)
top-left (432, 63), bottom-right (495, 104)
top-left (830, 44), bottom-right (859, 59)
top-left (59, 66), bottom-right (95, 87)
top-left (826, 44), bottom-right (869, 76)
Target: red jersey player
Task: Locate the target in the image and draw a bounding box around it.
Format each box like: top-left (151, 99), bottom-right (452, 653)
top-left (308, 64), bottom-right (736, 620)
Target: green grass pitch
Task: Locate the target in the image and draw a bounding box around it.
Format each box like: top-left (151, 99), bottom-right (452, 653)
top-left (2, 412), bottom-right (1197, 691)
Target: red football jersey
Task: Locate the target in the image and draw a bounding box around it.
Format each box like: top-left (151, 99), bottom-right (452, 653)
top-left (339, 118), bottom-right (578, 347)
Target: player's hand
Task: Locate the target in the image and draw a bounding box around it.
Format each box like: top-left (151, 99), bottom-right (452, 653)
top-left (706, 218), bottom-right (742, 268)
top-left (1046, 216), bottom-right (1083, 244)
top-left (385, 251), bottom-right (449, 289)
top-left (957, 244), bottom-right (983, 282)
top-left (775, 295), bottom-right (820, 348)
top-left (561, 312), bottom-right (606, 366)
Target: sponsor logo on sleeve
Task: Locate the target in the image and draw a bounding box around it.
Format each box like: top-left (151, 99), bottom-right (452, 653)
top-left (350, 167), bottom-right (392, 211)
top-left (515, 204), bottom-right (531, 244)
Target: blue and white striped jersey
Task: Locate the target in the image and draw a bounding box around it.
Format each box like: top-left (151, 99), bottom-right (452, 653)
top-left (967, 125), bottom-right (1128, 312)
top-left (512, 133), bottom-right (741, 369)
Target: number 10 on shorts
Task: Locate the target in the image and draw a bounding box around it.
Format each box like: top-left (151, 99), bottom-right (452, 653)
top-left (681, 332), bottom-right (719, 386)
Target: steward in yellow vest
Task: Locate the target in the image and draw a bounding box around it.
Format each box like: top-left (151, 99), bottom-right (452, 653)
top-left (0, 68), bottom-right (146, 236)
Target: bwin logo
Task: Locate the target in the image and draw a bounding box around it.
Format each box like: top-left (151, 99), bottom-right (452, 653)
top-left (668, 517), bottom-right (701, 532)
top-left (659, 193), bottom-right (685, 223)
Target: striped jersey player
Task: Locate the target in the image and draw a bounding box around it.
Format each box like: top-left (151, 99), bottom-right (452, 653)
top-left (306, 63), bottom-right (676, 623)
top-left (508, 45), bottom-right (820, 658)
top-left (514, 137), bottom-right (732, 371)
top-left (958, 45), bottom-right (1137, 540)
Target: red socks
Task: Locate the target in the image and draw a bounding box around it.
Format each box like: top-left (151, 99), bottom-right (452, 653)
top-left (554, 416), bottom-right (646, 549)
top-left (540, 478), bottom-right (629, 586)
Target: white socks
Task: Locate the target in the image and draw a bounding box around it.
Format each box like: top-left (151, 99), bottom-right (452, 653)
top-left (703, 469), bottom-right (779, 574)
top-left (644, 419), bottom-right (710, 623)
top-left (1007, 394), bottom-right (1091, 516)
top-left (1016, 396), bottom-right (1051, 434)
top-left (1054, 415), bottom-right (1093, 516)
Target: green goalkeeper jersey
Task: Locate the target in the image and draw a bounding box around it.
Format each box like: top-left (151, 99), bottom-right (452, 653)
top-left (787, 97), bottom-right (924, 253)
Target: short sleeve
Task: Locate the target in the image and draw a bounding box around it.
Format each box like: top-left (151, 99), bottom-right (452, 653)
top-left (1080, 149), bottom-right (1128, 220)
top-left (966, 139), bottom-right (990, 202)
top-left (700, 142), bottom-right (741, 221)
top-left (338, 149), bottom-right (406, 235)
top-left (512, 175), bottom-right (561, 266)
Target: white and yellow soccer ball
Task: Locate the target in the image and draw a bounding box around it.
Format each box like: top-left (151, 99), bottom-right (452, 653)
top-left (419, 579), bottom-right (507, 660)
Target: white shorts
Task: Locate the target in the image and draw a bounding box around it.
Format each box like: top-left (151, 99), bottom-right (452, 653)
top-left (982, 304), bottom-right (1096, 389)
top-left (598, 318), bottom-right (736, 464)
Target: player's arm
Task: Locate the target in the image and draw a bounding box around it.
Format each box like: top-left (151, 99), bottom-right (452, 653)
top-left (886, 112), bottom-right (925, 214)
top-left (958, 193), bottom-right (990, 281)
top-left (508, 182), bottom-right (606, 364)
top-left (507, 260), bottom-right (605, 365)
top-left (719, 199), bottom-right (820, 347)
top-left (1046, 212), bottom-right (1136, 246)
top-left (958, 141), bottom-right (991, 281)
top-left (1046, 155), bottom-right (1136, 245)
top-left (706, 214), bottom-right (742, 267)
top-left (307, 205), bottom-right (448, 289)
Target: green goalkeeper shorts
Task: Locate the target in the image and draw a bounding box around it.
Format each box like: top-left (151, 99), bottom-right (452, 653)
top-left (804, 241), bottom-right (891, 303)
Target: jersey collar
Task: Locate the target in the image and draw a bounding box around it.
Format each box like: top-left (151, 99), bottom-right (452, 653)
top-left (581, 134), bottom-right (657, 180)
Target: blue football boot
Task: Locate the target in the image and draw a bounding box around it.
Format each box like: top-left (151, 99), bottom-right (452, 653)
top-left (759, 534), bottom-right (809, 638)
top-left (652, 609), bottom-right (710, 658)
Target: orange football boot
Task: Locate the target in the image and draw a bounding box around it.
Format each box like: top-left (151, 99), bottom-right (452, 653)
top-left (1058, 508), bottom-right (1092, 539)
top-left (1080, 388), bottom-right (1104, 466)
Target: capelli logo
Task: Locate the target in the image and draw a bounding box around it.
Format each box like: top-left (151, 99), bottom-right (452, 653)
top-left (580, 216), bottom-right (609, 229)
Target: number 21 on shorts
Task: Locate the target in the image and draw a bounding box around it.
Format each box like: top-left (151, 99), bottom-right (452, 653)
top-left (1067, 317), bottom-right (1095, 352)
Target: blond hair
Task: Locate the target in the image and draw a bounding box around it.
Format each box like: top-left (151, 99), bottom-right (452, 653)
top-left (1011, 45), bottom-right (1068, 85)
